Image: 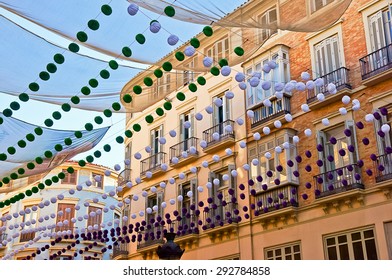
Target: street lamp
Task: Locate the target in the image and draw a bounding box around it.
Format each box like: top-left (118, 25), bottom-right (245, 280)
top-left (156, 232), bottom-right (185, 260)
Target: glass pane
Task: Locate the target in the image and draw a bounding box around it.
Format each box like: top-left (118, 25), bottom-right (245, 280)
top-left (294, 253), bottom-right (301, 260)
top-left (266, 250), bottom-right (273, 258)
top-left (293, 244), bottom-right (300, 252)
top-left (285, 247), bottom-right (291, 254)
top-left (338, 235), bottom-right (347, 244)
top-left (352, 241), bottom-right (364, 260)
top-left (351, 232), bottom-right (361, 241)
top-left (275, 248), bottom-right (281, 256)
top-left (327, 247), bottom-right (338, 260)
top-left (285, 255), bottom-right (292, 260)
top-left (339, 244), bottom-right (350, 260)
top-left (365, 239), bottom-right (378, 260)
top-left (364, 230), bottom-right (374, 239)
top-left (326, 238), bottom-right (335, 246)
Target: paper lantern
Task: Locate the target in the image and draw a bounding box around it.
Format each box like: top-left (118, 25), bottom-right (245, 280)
top-left (327, 83), bottom-right (337, 93)
top-left (225, 148), bottom-right (233, 156)
top-left (214, 98), bottom-right (223, 107)
top-left (203, 57), bottom-right (213, 67)
top-left (184, 46), bottom-right (196, 57)
top-left (239, 141), bottom-right (246, 148)
top-left (301, 72), bottom-right (311, 81)
top-left (253, 132), bottom-right (261, 141)
top-left (304, 129), bottom-right (312, 137)
top-left (239, 82), bottom-right (247, 90)
top-left (382, 124), bottom-right (391, 133)
top-left (247, 110), bottom-right (255, 118)
top-left (205, 105), bottom-right (213, 114)
top-left (274, 120), bottom-right (282, 128)
top-left (243, 164), bottom-right (250, 171)
top-left (237, 118), bottom-right (244, 125)
top-left (322, 118), bottom-right (330, 126)
top-left (221, 66), bottom-right (231, 76)
top-left (263, 127), bottom-right (271, 135)
top-left (235, 72), bottom-right (245, 82)
top-left (150, 21), bottom-right (161, 33)
top-left (285, 114), bottom-right (293, 122)
top-left (342, 95), bottom-right (350, 104)
top-left (249, 77), bottom-right (260, 87)
top-left (263, 99), bottom-right (272, 107)
top-left (296, 82), bottom-right (306, 91)
top-left (306, 80), bottom-right (315, 90)
top-left (365, 114), bottom-right (374, 122)
top-left (167, 34), bottom-right (179, 46)
top-left (301, 104), bottom-right (310, 112)
top-left (252, 159), bottom-right (259, 166)
top-left (284, 82), bottom-right (294, 92)
top-left (127, 4), bottom-right (139, 15)
top-left (275, 91), bottom-right (284, 99)
top-left (317, 93), bottom-right (325, 101)
top-left (315, 78), bottom-right (324, 87)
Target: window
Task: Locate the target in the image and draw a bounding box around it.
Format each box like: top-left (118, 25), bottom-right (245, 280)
top-left (177, 179), bottom-right (197, 227)
top-left (368, 9), bottom-right (392, 52)
top-left (373, 107), bottom-right (392, 155)
top-left (87, 206), bottom-right (102, 230)
top-left (20, 206), bottom-right (38, 242)
top-left (179, 57), bottom-right (197, 87)
top-left (61, 169), bottom-right (77, 185)
top-left (258, 7), bottom-right (278, 43)
top-left (56, 203), bottom-right (75, 232)
top-left (54, 255), bottom-right (74, 260)
top-left (265, 242), bottom-right (301, 260)
top-left (316, 121), bottom-right (358, 174)
top-left (324, 227), bottom-right (378, 260)
top-left (213, 93), bottom-right (231, 126)
top-left (246, 49), bottom-right (290, 108)
top-left (122, 199), bottom-right (131, 227)
top-left (205, 37), bottom-right (229, 63)
top-left (124, 143), bottom-right (132, 181)
top-left (384, 222), bottom-right (392, 259)
top-left (208, 165), bottom-right (236, 224)
top-left (150, 125), bottom-right (164, 155)
top-left (0, 211), bottom-right (9, 242)
top-left (179, 110), bottom-right (195, 146)
top-left (144, 192), bottom-right (164, 237)
top-left (314, 34), bottom-right (343, 77)
top-left (248, 131), bottom-right (298, 190)
top-left (310, 0), bottom-right (334, 14)
top-left (92, 172), bottom-right (103, 189)
top-left (157, 73), bottom-right (171, 96)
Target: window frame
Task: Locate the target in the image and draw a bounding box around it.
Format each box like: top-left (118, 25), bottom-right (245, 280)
top-left (205, 36), bottom-right (230, 63)
top-left (87, 206), bottom-right (103, 230)
top-left (323, 226), bottom-right (379, 260)
top-left (92, 172), bottom-right (103, 189)
top-left (257, 6), bottom-right (278, 44)
top-left (61, 169), bottom-right (78, 185)
top-left (264, 241), bottom-right (302, 260)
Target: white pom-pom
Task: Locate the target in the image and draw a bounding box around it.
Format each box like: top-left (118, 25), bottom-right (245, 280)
top-left (306, 80), bottom-right (315, 90)
top-left (239, 82), bottom-right (247, 90)
top-left (253, 132), bottom-right (261, 141)
top-left (212, 155), bottom-right (220, 162)
top-left (243, 164), bottom-right (250, 171)
top-left (202, 161), bottom-right (209, 168)
top-left (263, 127), bottom-right (271, 135)
top-left (252, 158), bottom-right (259, 166)
top-left (237, 118), bottom-right (244, 125)
top-left (322, 118), bottom-right (330, 126)
top-left (247, 110), bottom-right (255, 118)
top-left (265, 152), bottom-right (272, 159)
top-left (317, 93), bottom-right (325, 101)
top-left (239, 141), bottom-right (246, 148)
top-left (212, 132), bottom-right (220, 141)
top-left (304, 129), bottom-right (312, 137)
top-left (285, 114), bottom-right (293, 122)
top-left (200, 140), bottom-right (207, 148)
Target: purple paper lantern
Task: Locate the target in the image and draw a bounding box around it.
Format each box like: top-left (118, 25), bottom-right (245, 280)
top-left (262, 184), bottom-right (268, 191)
top-left (356, 122), bottom-right (364, 129)
top-left (256, 175), bottom-right (263, 182)
top-left (295, 155), bottom-right (302, 163)
top-left (305, 165), bottom-right (312, 172)
top-left (317, 144), bottom-right (324, 152)
top-left (239, 183), bottom-right (245, 190)
top-left (293, 170), bottom-right (300, 177)
top-left (330, 137), bottom-right (337, 145)
top-left (305, 150), bottom-right (312, 158)
top-left (305, 182), bottom-right (312, 189)
top-left (370, 154), bottom-right (377, 161)
top-left (373, 111), bottom-right (381, 120)
top-left (248, 179), bottom-right (255, 186)
top-left (287, 160), bottom-right (294, 167)
top-left (250, 189), bottom-right (257, 196)
top-left (302, 193), bottom-right (308, 200)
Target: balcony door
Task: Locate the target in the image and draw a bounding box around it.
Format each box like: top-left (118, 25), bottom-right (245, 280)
top-left (314, 34), bottom-right (343, 80)
top-left (179, 110), bottom-right (194, 152)
top-left (213, 95), bottom-right (230, 135)
top-left (150, 125), bottom-right (163, 168)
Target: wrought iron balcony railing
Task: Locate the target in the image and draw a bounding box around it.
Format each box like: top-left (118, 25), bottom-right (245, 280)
top-left (202, 202), bottom-right (238, 230)
top-left (253, 185), bottom-right (299, 214)
top-left (313, 164), bottom-right (364, 199)
top-left (374, 154), bottom-right (392, 183)
top-left (169, 137), bottom-right (199, 161)
top-left (250, 96), bottom-right (291, 128)
top-left (140, 152), bottom-right (166, 177)
top-left (360, 43), bottom-right (392, 80)
top-left (112, 242), bottom-right (129, 258)
top-left (202, 120), bottom-right (235, 147)
top-left (307, 67), bottom-right (351, 103)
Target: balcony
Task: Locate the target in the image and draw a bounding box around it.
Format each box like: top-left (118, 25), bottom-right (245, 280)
top-left (140, 152), bottom-right (166, 179)
top-left (169, 137), bottom-right (199, 167)
top-left (314, 164), bottom-right (364, 200)
top-left (202, 120), bottom-right (235, 153)
top-left (51, 226), bottom-right (76, 236)
top-left (117, 168), bottom-right (131, 186)
top-left (374, 154), bottom-right (392, 183)
top-left (253, 184), bottom-right (299, 226)
top-left (250, 95), bottom-right (291, 130)
top-left (168, 215), bottom-right (199, 248)
top-left (202, 202), bottom-right (238, 241)
top-left (360, 44), bottom-right (392, 86)
top-left (137, 226), bottom-right (164, 251)
top-left (307, 67), bottom-right (352, 107)
top-left (112, 242), bottom-right (129, 260)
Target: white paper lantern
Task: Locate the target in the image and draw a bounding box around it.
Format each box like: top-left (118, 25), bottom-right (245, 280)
top-left (85, 180), bottom-right (92, 187)
top-left (239, 141), bottom-right (246, 148)
top-left (306, 80), bottom-right (315, 90)
top-left (268, 60), bottom-right (277, 69)
top-left (169, 178), bottom-right (175, 184)
top-left (203, 57), bottom-right (213, 67)
top-left (274, 120), bottom-right (282, 128)
top-left (317, 93), bottom-right (325, 101)
top-left (206, 182), bottom-right (212, 189)
top-left (315, 78), bottom-right (324, 87)
top-left (263, 127), bottom-right (271, 135)
top-left (382, 124), bottom-right (391, 133)
top-left (221, 66), bottom-right (231, 76)
top-left (243, 163), bottom-right (250, 171)
top-left (104, 170), bottom-right (111, 176)
top-left (285, 114), bottom-right (293, 122)
top-left (301, 104), bottom-right (310, 112)
top-left (169, 199), bottom-right (176, 205)
top-left (149, 21), bottom-right (161, 33)
top-left (152, 205), bottom-right (158, 212)
top-left (190, 166), bottom-right (198, 173)
top-left (225, 148), bottom-right (233, 156)
top-left (304, 128), bottom-right (312, 137)
top-left (167, 34), bottom-right (179, 46)
top-left (339, 107), bottom-right (347, 115)
top-left (179, 172), bottom-right (186, 180)
top-left (284, 82), bottom-right (294, 92)
top-left (205, 105), bottom-right (213, 114)
top-left (253, 132), bottom-right (261, 141)
top-left (224, 125), bottom-right (233, 133)
top-left (249, 77), bottom-right (260, 87)
top-left (237, 118), bottom-right (244, 125)
top-left (365, 114), bottom-right (374, 122)
top-left (177, 195), bottom-right (183, 202)
top-left (296, 82), bottom-right (306, 91)
top-left (189, 146), bottom-right (197, 154)
top-left (239, 82), bottom-right (247, 90)
top-left (195, 112), bottom-right (203, 121)
top-left (139, 211), bottom-right (145, 217)
top-left (213, 178), bottom-right (220, 185)
top-left (275, 146), bottom-right (283, 153)
top-left (322, 118), bottom-right (330, 126)
top-left (150, 186), bottom-right (157, 193)
top-left (184, 46), bottom-right (196, 56)
top-left (134, 152), bottom-right (142, 160)
top-left (146, 171), bottom-right (153, 178)
top-left (301, 72), bottom-right (311, 81)
top-left (262, 81), bottom-right (272, 90)
top-left (263, 99), bottom-right (272, 107)
top-left (200, 140), bottom-right (207, 148)
top-left (283, 142), bottom-right (290, 149)
top-left (225, 91), bottom-right (234, 99)
top-left (212, 132), bottom-right (219, 141)
top-left (252, 158), bottom-right (259, 166)
top-left (252, 72), bottom-right (261, 79)
top-left (342, 95), bottom-right (351, 104)
top-left (161, 202), bottom-right (167, 208)
top-left (212, 155), bottom-right (220, 162)
top-left (274, 82), bottom-right (284, 92)
top-left (114, 164), bottom-right (121, 171)
top-left (265, 152), bottom-right (272, 159)
top-left (159, 137), bottom-right (166, 144)
top-left (197, 186), bottom-right (204, 192)
top-left (202, 161), bottom-right (209, 168)
top-left (127, 3), bottom-right (139, 15)
top-left (352, 104), bottom-right (360, 111)
top-left (262, 64), bottom-right (271, 73)
top-left (235, 72), bottom-right (245, 82)
top-left (275, 91), bottom-right (284, 99)
top-left (247, 110), bottom-right (255, 118)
